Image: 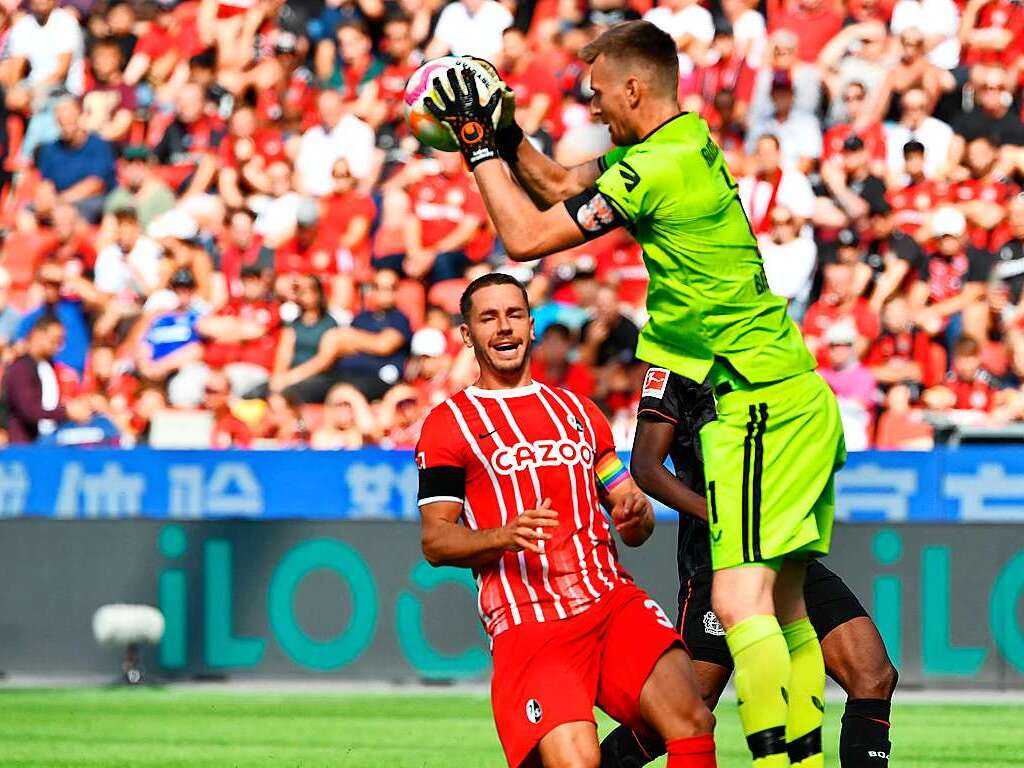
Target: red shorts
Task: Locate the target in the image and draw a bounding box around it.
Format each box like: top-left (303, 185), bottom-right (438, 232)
top-left (490, 582), bottom-right (682, 767)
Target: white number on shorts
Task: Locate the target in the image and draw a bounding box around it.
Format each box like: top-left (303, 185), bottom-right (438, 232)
top-left (643, 599), bottom-right (674, 629)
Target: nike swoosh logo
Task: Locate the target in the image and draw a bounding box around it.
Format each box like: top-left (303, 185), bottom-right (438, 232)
top-left (711, 530), bottom-right (723, 542)
top-left (478, 428), bottom-right (499, 440)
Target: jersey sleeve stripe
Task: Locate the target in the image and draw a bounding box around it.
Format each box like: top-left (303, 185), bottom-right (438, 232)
top-left (417, 495), bottom-right (464, 507)
top-left (637, 408), bottom-right (679, 424)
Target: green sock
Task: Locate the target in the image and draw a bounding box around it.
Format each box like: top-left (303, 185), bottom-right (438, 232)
top-left (782, 617), bottom-right (825, 768)
top-left (725, 614), bottom-right (791, 767)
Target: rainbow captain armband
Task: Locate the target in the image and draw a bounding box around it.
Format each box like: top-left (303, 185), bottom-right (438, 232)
top-left (596, 453), bottom-right (629, 493)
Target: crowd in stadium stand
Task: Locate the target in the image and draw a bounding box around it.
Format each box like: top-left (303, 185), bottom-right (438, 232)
top-left (2, 0), bottom-right (1024, 449)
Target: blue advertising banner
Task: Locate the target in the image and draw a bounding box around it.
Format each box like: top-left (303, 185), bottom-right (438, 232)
top-left (2, 446), bottom-right (1024, 521)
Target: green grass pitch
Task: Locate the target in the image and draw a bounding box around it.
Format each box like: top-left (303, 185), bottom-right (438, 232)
top-left (0, 689), bottom-right (1019, 767)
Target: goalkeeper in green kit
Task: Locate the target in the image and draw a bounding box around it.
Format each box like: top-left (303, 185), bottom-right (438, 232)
top-left (424, 19), bottom-right (845, 768)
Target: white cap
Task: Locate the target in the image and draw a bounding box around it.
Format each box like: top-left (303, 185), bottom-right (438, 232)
top-left (411, 328), bottom-right (447, 358)
top-left (148, 209), bottom-right (199, 241)
top-left (825, 319), bottom-right (857, 345)
top-left (931, 206), bottom-right (966, 238)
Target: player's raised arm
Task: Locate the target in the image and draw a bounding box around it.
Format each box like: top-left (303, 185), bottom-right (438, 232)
top-left (424, 68), bottom-right (628, 262)
top-left (499, 128), bottom-right (604, 210)
top-left (631, 415), bottom-right (709, 523)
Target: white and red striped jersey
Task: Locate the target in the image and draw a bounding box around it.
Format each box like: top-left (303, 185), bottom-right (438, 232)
top-left (415, 381), bottom-right (632, 639)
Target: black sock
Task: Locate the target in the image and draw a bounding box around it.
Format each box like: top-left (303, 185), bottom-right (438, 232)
top-left (599, 724), bottom-right (666, 768)
top-left (840, 698), bottom-right (892, 767)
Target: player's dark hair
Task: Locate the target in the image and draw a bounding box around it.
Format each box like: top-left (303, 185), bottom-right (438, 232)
top-left (339, 19), bottom-right (371, 38)
top-left (579, 21), bottom-right (679, 98)
top-left (460, 273), bottom-right (530, 320)
top-left (955, 336), bottom-right (980, 357)
top-left (544, 322), bottom-right (572, 341)
top-left (30, 314), bottom-right (64, 337)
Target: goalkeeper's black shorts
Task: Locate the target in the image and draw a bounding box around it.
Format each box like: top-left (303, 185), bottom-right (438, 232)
top-left (676, 560), bottom-right (870, 668)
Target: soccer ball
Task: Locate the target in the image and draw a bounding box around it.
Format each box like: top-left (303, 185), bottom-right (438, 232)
top-left (404, 56), bottom-right (503, 152)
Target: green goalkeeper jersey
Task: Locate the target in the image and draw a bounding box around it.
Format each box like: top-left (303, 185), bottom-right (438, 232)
top-left (594, 112), bottom-right (815, 385)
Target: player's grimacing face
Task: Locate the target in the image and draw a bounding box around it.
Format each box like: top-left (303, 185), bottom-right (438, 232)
top-left (462, 285), bottom-right (535, 374)
top-left (588, 56), bottom-right (638, 146)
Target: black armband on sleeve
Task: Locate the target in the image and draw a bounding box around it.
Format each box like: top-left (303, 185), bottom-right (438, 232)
top-left (563, 187), bottom-right (626, 241)
top-left (418, 466), bottom-right (467, 507)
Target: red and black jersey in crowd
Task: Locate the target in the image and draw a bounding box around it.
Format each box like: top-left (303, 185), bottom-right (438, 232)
top-left (219, 128), bottom-right (287, 171)
top-left (916, 246), bottom-right (993, 304)
top-left (945, 368), bottom-right (1000, 411)
top-left (214, 236), bottom-right (271, 300)
top-left (950, 175), bottom-right (1019, 250)
top-left (865, 230), bottom-right (925, 287)
top-left (153, 114), bottom-right (226, 190)
top-left (889, 179), bottom-right (952, 239)
top-left (991, 237), bottom-right (1024, 303)
top-left (822, 122), bottom-right (887, 165)
top-left (636, 367), bottom-right (717, 587)
top-left (865, 326), bottom-right (934, 383)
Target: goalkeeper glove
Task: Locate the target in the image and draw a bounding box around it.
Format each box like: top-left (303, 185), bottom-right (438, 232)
top-left (424, 66), bottom-right (502, 170)
top-left (462, 56), bottom-right (523, 164)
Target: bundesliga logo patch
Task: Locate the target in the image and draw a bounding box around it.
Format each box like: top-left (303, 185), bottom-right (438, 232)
top-left (703, 611), bottom-right (725, 636)
top-left (526, 698), bottom-right (543, 724)
top-left (642, 368), bottom-right (669, 399)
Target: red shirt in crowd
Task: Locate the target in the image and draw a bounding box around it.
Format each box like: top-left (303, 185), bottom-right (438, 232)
top-left (918, 247), bottom-right (992, 304)
top-left (134, 1), bottom-right (203, 62)
top-left (416, 383), bottom-right (629, 638)
top-left (823, 122), bottom-right (887, 165)
top-left (376, 57), bottom-right (421, 125)
top-left (256, 69), bottom-right (318, 130)
top-left (889, 179), bottom-right (952, 239)
top-left (963, 0), bottom-right (1024, 67)
top-left (950, 176), bottom-right (1018, 250)
top-left (503, 58), bottom-right (565, 139)
top-left (803, 297), bottom-right (882, 364)
top-left (768, 0), bottom-right (844, 62)
top-left (944, 368), bottom-right (998, 411)
top-left (681, 55), bottom-right (755, 109)
top-left (865, 327), bottom-right (939, 386)
top-left (320, 189), bottom-right (377, 274)
top-left (219, 128), bottom-right (288, 170)
top-left (408, 172), bottom-right (491, 261)
top-left (275, 230), bottom-right (343, 277)
top-left (530, 356), bottom-right (596, 398)
top-left (203, 298), bottom-right (280, 371)
top-left (217, 235), bottom-right (267, 300)
top-left (212, 411), bottom-right (253, 448)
